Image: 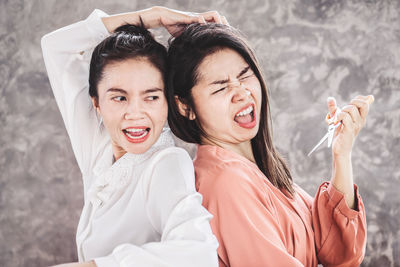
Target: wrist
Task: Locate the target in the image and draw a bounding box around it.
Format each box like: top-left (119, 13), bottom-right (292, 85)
top-left (333, 151), bottom-right (352, 162)
top-left (102, 7), bottom-right (162, 33)
top-left (141, 6), bottom-right (164, 29)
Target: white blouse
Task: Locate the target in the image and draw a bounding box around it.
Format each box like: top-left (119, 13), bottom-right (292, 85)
top-left (41, 9), bottom-right (218, 267)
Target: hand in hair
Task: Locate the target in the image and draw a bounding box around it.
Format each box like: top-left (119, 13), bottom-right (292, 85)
top-left (102, 6), bottom-right (229, 36)
top-left (158, 7), bottom-right (229, 36)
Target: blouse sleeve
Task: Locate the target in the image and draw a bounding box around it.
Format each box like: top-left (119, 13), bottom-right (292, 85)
top-left (41, 9), bottom-right (110, 176)
top-left (309, 182), bottom-right (367, 266)
top-left (94, 148), bottom-right (219, 267)
top-left (202, 164), bottom-right (304, 267)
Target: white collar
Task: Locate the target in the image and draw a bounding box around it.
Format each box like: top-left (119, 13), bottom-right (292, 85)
top-left (89, 127), bottom-right (175, 208)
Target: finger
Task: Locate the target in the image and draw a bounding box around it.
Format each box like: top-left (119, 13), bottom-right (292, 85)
top-left (196, 15), bottom-right (206, 24)
top-left (182, 14), bottom-right (206, 24)
top-left (341, 105), bottom-right (363, 134)
top-left (367, 95), bottom-right (375, 105)
top-left (341, 104), bottom-right (361, 124)
top-left (353, 94), bottom-right (374, 104)
top-left (336, 110), bottom-right (355, 134)
top-left (350, 98), bottom-right (370, 120)
top-left (221, 16), bottom-right (230, 25)
top-left (167, 25), bottom-right (185, 37)
top-left (354, 95), bottom-right (368, 101)
top-left (327, 96), bottom-right (337, 117)
top-left (201, 11), bottom-right (223, 24)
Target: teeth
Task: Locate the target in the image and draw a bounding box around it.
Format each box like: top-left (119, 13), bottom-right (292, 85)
top-left (125, 128), bottom-right (146, 133)
top-left (125, 130), bottom-right (148, 139)
top-left (236, 106), bottom-right (253, 117)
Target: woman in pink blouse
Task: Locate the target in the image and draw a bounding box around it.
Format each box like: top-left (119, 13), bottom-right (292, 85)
top-left (166, 23), bottom-right (370, 266)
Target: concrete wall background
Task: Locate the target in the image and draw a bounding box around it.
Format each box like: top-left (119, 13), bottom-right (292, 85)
top-left (0, 0), bottom-right (399, 266)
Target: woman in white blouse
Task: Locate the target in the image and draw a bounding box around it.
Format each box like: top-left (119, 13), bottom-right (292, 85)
top-left (41, 6), bottom-right (225, 267)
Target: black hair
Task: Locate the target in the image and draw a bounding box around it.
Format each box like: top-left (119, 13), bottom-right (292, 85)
top-left (166, 23), bottom-right (294, 195)
top-left (89, 22), bottom-right (167, 101)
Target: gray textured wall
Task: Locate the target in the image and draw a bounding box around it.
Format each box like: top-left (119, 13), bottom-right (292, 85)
top-left (1, 0), bottom-right (399, 266)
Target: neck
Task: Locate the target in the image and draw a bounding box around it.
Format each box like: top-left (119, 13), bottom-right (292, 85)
top-left (111, 141), bottom-right (126, 161)
top-left (202, 137), bottom-right (256, 163)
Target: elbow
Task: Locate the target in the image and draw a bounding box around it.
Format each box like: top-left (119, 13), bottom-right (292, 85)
top-left (40, 33), bottom-right (52, 55)
top-left (41, 31), bottom-right (59, 55)
top-left (318, 244), bottom-right (366, 267)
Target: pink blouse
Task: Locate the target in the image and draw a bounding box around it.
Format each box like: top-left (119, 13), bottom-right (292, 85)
top-left (194, 145), bottom-right (366, 267)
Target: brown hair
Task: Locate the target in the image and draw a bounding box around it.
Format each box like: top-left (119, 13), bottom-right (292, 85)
top-left (166, 23), bottom-right (294, 195)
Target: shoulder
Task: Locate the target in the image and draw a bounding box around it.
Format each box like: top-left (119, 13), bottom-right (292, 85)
top-left (143, 147), bottom-right (195, 191)
top-left (196, 158), bottom-right (259, 198)
top-left (149, 146), bottom-right (193, 170)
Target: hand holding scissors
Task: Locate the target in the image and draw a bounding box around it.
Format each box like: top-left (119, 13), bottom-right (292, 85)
top-left (308, 95), bottom-right (374, 157)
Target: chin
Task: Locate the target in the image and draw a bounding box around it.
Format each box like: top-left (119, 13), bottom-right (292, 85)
top-left (243, 133), bottom-right (258, 143)
top-left (237, 124), bottom-right (259, 139)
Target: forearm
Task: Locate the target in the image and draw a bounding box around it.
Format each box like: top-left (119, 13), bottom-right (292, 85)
top-left (330, 153), bottom-right (355, 209)
top-left (101, 6), bottom-right (163, 33)
top-left (42, 9), bottom-right (109, 55)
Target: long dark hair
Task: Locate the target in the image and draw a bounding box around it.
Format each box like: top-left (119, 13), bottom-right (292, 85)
top-left (166, 23), bottom-right (294, 195)
top-left (89, 22), bottom-right (167, 101)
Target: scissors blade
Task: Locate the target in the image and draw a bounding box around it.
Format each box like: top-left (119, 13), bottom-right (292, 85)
top-left (327, 122), bottom-right (341, 147)
top-left (327, 127), bottom-right (334, 148)
top-left (307, 131), bottom-right (330, 157)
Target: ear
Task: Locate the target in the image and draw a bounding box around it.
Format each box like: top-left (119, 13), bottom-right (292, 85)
top-left (175, 95), bottom-right (196, 120)
top-left (91, 97), bottom-right (101, 115)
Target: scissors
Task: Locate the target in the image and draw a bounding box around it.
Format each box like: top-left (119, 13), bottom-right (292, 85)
top-left (307, 108), bottom-right (342, 157)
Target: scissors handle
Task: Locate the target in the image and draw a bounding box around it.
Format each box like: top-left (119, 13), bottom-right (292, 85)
top-left (308, 108), bottom-right (342, 156)
top-left (325, 107), bottom-right (342, 125)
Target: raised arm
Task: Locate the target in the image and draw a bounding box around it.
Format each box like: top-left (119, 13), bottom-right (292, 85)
top-left (93, 148), bottom-right (218, 267)
top-left (306, 95), bottom-right (372, 266)
top-left (41, 9), bottom-right (111, 177)
top-left (328, 94), bottom-right (374, 208)
top-left (102, 6), bottom-right (227, 36)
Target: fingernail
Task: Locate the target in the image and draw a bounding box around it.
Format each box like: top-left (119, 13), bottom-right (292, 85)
top-left (327, 96), bottom-right (335, 104)
top-left (367, 95), bottom-right (375, 104)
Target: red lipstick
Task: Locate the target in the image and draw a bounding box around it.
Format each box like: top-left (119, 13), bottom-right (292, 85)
top-left (123, 127), bottom-right (150, 143)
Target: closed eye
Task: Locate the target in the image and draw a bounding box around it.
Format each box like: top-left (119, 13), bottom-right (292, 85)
top-left (212, 87), bottom-right (227, 95)
top-left (239, 73), bottom-right (254, 81)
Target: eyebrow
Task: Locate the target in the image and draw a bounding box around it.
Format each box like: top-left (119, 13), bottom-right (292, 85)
top-left (106, 88), bottom-right (127, 94)
top-left (208, 66), bottom-right (251, 86)
top-left (106, 88), bottom-right (163, 94)
top-left (237, 66), bottom-right (251, 78)
top-left (142, 88), bottom-right (164, 94)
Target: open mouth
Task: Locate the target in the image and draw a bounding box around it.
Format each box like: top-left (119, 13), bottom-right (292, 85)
top-left (234, 104), bottom-right (256, 128)
top-left (123, 127), bottom-right (151, 143)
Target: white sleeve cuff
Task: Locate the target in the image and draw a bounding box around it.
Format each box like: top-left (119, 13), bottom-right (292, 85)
top-left (94, 254), bottom-right (119, 267)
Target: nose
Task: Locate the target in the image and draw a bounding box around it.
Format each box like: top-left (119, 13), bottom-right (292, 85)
top-left (231, 81), bottom-right (251, 103)
top-left (124, 99), bottom-right (145, 120)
